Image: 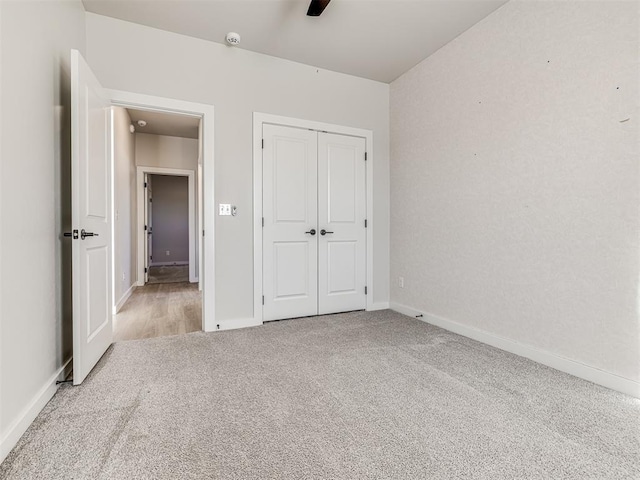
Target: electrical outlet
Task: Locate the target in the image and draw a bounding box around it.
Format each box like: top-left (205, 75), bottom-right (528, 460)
top-left (166, 250), bottom-right (170, 256)
top-left (399, 277), bottom-right (404, 288)
top-left (219, 203), bottom-right (232, 216)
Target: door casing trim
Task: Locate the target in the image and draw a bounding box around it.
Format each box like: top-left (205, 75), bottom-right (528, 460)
top-left (108, 89), bottom-right (215, 332)
top-left (136, 166), bottom-right (196, 285)
top-left (253, 112), bottom-right (374, 324)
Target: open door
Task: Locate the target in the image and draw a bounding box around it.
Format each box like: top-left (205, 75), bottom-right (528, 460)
top-left (144, 174), bottom-right (152, 283)
top-left (71, 49), bottom-right (112, 385)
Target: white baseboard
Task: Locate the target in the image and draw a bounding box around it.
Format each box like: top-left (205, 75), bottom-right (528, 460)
top-left (0, 357), bottom-right (72, 464)
top-left (150, 261), bottom-right (189, 267)
top-left (390, 302), bottom-right (640, 399)
top-left (113, 284), bottom-right (136, 314)
top-left (208, 317), bottom-right (263, 332)
top-left (369, 302), bottom-right (390, 311)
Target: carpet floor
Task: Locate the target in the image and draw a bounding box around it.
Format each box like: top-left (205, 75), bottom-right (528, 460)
top-left (1, 310), bottom-right (638, 479)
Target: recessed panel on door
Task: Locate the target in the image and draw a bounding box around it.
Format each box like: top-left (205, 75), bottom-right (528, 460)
top-left (318, 133), bottom-right (366, 315)
top-left (263, 125), bottom-right (318, 321)
top-left (274, 140), bottom-right (308, 223)
top-left (328, 145), bottom-right (357, 223)
top-left (86, 85), bottom-right (108, 219)
top-left (86, 246), bottom-right (109, 339)
top-left (274, 242), bottom-right (310, 299)
top-left (326, 241), bottom-right (357, 294)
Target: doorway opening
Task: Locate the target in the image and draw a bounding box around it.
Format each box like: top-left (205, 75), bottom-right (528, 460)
top-left (111, 106), bottom-right (203, 342)
top-left (144, 174), bottom-right (191, 285)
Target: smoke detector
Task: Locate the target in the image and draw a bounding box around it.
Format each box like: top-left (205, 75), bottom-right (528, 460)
top-left (226, 32), bottom-right (241, 46)
top-left (137, 120), bottom-right (147, 127)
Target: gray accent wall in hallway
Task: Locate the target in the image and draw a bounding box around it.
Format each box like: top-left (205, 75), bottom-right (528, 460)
top-left (150, 175), bottom-right (189, 265)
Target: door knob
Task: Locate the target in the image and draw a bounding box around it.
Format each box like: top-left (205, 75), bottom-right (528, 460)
top-left (320, 229), bottom-right (334, 236)
top-left (80, 229), bottom-right (99, 240)
top-left (304, 229), bottom-right (316, 236)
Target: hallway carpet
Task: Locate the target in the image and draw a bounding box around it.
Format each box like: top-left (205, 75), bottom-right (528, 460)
top-left (1, 311), bottom-right (639, 479)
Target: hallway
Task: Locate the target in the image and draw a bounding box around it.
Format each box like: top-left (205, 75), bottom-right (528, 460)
top-left (114, 283), bottom-right (202, 341)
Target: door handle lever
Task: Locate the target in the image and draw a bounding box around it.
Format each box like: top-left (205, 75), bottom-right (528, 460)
top-left (320, 229), bottom-right (334, 236)
top-left (304, 229), bottom-right (316, 236)
top-left (80, 229), bottom-right (99, 240)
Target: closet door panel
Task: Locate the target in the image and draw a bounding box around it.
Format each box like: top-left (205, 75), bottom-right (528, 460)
top-left (318, 133), bottom-right (367, 315)
top-left (263, 125), bottom-right (318, 321)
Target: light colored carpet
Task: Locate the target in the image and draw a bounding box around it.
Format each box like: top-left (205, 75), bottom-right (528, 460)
top-left (147, 265), bottom-right (189, 284)
top-left (1, 310), bottom-right (639, 479)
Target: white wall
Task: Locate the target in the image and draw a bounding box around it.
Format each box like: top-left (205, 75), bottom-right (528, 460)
top-left (0, 0), bottom-right (86, 462)
top-left (150, 175), bottom-right (189, 265)
top-left (390, 0), bottom-right (640, 388)
top-left (85, 13), bottom-right (390, 323)
top-left (112, 107), bottom-right (136, 309)
top-left (135, 133), bottom-right (198, 171)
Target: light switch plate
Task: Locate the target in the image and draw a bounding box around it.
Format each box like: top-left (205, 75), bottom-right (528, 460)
top-left (219, 204), bottom-right (232, 216)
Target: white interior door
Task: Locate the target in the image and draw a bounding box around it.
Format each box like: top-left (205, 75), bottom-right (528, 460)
top-left (71, 49), bottom-right (112, 385)
top-left (145, 174), bottom-right (153, 281)
top-left (318, 133), bottom-right (367, 314)
top-left (263, 125), bottom-right (318, 321)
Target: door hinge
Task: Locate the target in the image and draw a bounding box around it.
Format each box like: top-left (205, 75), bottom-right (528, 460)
top-left (149, 198), bottom-right (152, 203)
top-left (364, 152), bottom-right (368, 161)
top-left (365, 286), bottom-right (368, 295)
top-left (364, 219), bottom-right (368, 228)
top-left (144, 225), bottom-right (147, 231)
top-left (262, 217), bottom-right (264, 227)
top-left (202, 230), bottom-right (205, 237)
top-left (262, 295), bottom-right (265, 305)
top-left (261, 139), bottom-right (264, 149)
top-left (150, 255), bottom-right (152, 260)
top-left (144, 267), bottom-right (148, 273)
top-left (144, 181), bottom-right (147, 188)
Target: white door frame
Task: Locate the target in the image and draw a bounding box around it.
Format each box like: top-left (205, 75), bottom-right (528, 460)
top-left (109, 89), bottom-right (216, 332)
top-left (136, 167), bottom-right (196, 283)
top-left (253, 112), bottom-right (374, 323)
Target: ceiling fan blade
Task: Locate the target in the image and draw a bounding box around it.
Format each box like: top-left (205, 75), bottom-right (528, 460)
top-left (307, 0), bottom-right (331, 17)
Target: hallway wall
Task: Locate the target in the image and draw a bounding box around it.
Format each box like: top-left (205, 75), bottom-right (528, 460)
top-left (113, 106), bottom-right (136, 310)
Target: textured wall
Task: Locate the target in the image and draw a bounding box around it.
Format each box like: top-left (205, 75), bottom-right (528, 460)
top-left (390, 0), bottom-right (640, 382)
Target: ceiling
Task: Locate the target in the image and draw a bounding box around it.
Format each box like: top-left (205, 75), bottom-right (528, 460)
top-left (127, 108), bottom-right (200, 138)
top-left (83, 0), bottom-right (508, 83)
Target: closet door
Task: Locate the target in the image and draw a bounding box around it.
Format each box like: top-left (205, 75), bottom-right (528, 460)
top-left (317, 133), bottom-right (367, 315)
top-left (263, 125), bottom-right (318, 321)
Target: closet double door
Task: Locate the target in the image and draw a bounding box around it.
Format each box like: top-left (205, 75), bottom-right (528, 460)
top-left (263, 124), bottom-right (367, 322)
